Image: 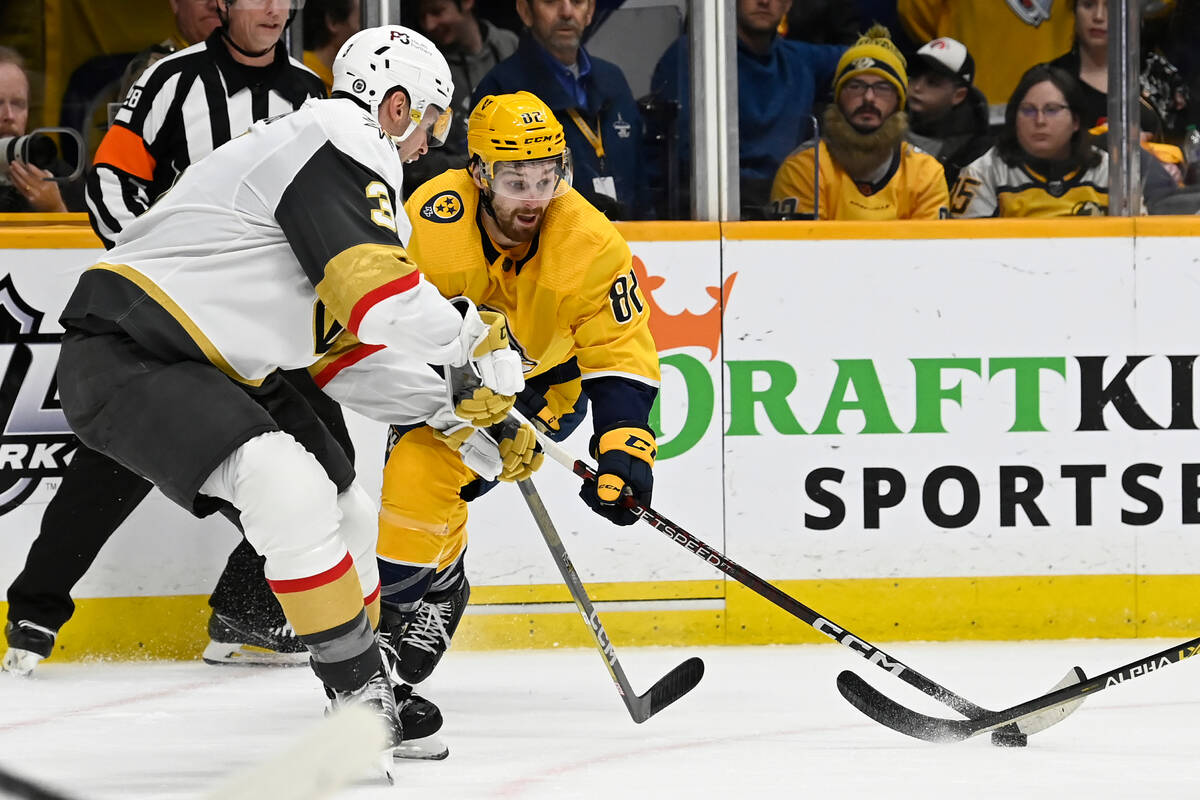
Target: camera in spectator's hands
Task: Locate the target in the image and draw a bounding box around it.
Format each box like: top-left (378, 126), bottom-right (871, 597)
top-left (0, 127), bottom-right (85, 185)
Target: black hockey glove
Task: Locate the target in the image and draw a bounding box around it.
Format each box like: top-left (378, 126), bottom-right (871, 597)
top-left (578, 421), bottom-right (656, 526)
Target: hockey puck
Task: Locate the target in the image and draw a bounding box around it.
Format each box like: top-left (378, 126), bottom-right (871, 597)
top-left (991, 729), bottom-right (1028, 747)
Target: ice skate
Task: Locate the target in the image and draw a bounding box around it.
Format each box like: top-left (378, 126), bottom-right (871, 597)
top-left (385, 575), bottom-right (470, 685)
top-left (203, 611), bottom-right (308, 666)
top-left (379, 630), bottom-right (450, 760)
top-left (2, 620), bottom-right (56, 676)
top-left (325, 667), bottom-right (404, 783)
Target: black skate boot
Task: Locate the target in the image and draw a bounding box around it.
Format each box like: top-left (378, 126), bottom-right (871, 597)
top-left (387, 574), bottom-right (470, 685)
top-left (203, 611), bottom-right (308, 666)
top-left (3, 620), bottom-right (56, 676)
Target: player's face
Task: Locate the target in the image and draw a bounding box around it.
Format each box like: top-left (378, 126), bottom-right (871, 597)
top-left (0, 63), bottom-right (29, 138)
top-left (1015, 80), bottom-right (1078, 161)
top-left (485, 162), bottom-right (560, 243)
top-left (221, 0), bottom-right (291, 54)
top-left (397, 126), bottom-right (429, 163)
top-left (170, 0), bottom-right (222, 45)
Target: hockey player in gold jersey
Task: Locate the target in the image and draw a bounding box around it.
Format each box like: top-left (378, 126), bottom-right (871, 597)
top-left (769, 25), bottom-right (949, 221)
top-left (317, 91), bottom-right (659, 693)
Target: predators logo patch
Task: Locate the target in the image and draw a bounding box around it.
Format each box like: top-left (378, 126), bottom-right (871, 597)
top-left (421, 191), bottom-right (464, 223)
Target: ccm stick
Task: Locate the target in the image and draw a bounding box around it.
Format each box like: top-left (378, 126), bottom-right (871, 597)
top-left (517, 475), bottom-right (704, 722)
top-left (513, 412), bottom-right (1085, 740)
top-left (838, 636), bottom-right (1200, 743)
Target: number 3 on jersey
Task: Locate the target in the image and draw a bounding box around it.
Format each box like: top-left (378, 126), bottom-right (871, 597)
top-left (365, 181), bottom-right (396, 231)
top-left (609, 268), bottom-right (645, 324)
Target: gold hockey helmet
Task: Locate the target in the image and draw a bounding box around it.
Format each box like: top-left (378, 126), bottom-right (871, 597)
top-left (467, 92), bottom-right (572, 201)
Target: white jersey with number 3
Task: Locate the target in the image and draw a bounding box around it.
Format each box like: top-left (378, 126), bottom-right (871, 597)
top-left (62, 97), bottom-right (461, 422)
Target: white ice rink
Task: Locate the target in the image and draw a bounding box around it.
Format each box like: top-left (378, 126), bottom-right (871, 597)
top-left (1, 639), bottom-right (1197, 799)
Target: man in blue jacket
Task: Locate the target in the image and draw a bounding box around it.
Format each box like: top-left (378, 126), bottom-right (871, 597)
top-left (652, 0), bottom-right (845, 216)
top-left (473, 0), bottom-right (646, 219)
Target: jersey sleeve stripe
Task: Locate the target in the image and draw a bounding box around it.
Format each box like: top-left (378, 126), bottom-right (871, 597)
top-left (93, 125), bottom-right (157, 181)
top-left (346, 271), bottom-right (421, 336)
top-left (311, 342), bottom-right (385, 388)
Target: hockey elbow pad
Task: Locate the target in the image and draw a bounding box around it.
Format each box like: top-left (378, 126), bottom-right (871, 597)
top-left (579, 421), bottom-right (656, 526)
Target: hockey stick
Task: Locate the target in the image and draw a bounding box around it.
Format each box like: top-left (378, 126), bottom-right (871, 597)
top-left (0, 705), bottom-right (386, 800)
top-left (0, 764), bottom-right (79, 800)
top-left (837, 635), bottom-right (1200, 743)
top-left (517, 476), bottom-right (704, 723)
top-left (515, 415), bottom-right (1085, 738)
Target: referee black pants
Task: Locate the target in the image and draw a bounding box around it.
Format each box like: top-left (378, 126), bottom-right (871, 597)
top-left (5, 369), bottom-right (355, 634)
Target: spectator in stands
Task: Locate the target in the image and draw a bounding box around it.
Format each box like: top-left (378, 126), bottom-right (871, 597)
top-left (117, 0), bottom-right (224, 100)
top-left (898, 0), bottom-right (1075, 107)
top-left (302, 0), bottom-right (361, 91)
top-left (651, 0), bottom-right (845, 216)
top-left (949, 63), bottom-right (1116, 217)
top-left (780, 0), bottom-right (861, 45)
top-left (769, 25), bottom-right (948, 220)
top-left (906, 36), bottom-right (991, 186)
top-left (473, 0), bottom-right (645, 219)
top-left (403, 0), bottom-right (518, 195)
top-left (0, 47), bottom-right (84, 213)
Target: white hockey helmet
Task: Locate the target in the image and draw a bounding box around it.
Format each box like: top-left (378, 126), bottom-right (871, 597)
top-left (332, 25), bottom-right (454, 146)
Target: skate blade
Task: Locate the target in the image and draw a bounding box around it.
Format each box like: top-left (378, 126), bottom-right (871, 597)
top-left (380, 751), bottom-right (395, 784)
top-left (2, 648), bottom-right (44, 677)
top-left (393, 733), bottom-right (449, 761)
top-left (201, 641), bottom-right (309, 667)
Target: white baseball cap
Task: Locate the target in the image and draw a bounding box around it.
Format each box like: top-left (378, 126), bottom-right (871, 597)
top-left (915, 37), bottom-right (975, 85)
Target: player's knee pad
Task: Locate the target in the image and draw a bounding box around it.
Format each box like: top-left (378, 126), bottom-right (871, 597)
top-left (200, 431), bottom-right (344, 579)
top-left (337, 482), bottom-right (380, 598)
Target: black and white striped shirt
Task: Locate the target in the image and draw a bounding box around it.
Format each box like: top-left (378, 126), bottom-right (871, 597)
top-left (86, 30), bottom-right (325, 249)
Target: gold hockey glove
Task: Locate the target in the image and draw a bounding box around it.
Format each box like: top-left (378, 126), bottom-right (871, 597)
top-left (579, 421), bottom-right (656, 526)
top-left (489, 420), bottom-right (545, 482)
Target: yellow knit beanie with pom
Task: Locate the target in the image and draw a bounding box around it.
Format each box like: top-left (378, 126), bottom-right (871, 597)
top-left (833, 24), bottom-right (908, 106)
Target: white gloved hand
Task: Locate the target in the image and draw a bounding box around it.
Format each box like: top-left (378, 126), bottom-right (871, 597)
top-left (450, 298), bottom-right (524, 397)
top-left (429, 419), bottom-right (503, 481)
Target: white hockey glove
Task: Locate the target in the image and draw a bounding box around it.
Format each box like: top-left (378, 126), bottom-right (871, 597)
top-left (449, 297), bottom-right (524, 402)
top-left (428, 415), bottom-right (503, 481)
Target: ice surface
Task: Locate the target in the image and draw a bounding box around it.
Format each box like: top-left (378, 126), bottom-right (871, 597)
top-left (1, 639), bottom-right (1197, 799)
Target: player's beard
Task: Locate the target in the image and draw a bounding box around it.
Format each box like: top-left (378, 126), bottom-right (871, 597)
top-left (491, 200), bottom-right (547, 244)
top-left (822, 105), bottom-right (908, 181)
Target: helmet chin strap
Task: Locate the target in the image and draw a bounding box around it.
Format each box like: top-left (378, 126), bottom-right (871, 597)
top-left (470, 159), bottom-right (499, 221)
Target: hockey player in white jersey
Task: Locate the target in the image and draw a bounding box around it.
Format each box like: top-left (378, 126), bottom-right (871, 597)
top-left (55, 25), bottom-right (521, 772)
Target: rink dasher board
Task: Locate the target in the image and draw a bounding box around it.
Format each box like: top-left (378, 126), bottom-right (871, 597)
top-left (0, 217), bottom-right (1198, 660)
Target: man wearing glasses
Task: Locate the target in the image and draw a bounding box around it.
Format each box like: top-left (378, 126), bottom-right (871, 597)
top-left (768, 24), bottom-right (949, 221)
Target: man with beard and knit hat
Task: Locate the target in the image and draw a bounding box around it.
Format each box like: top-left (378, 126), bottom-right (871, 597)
top-left (768, 24), bottom-right (949, 220)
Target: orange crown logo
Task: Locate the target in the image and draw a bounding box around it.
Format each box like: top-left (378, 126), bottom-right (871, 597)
top-left (631, 256), bottom-right (736, 362)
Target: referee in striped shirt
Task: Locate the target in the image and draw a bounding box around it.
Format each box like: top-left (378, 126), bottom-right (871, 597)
top-left (4, 0), bottom-right (339, 673)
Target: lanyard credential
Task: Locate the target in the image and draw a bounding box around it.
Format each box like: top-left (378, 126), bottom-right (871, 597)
top-left (567, 108), bottom-right (605, 171)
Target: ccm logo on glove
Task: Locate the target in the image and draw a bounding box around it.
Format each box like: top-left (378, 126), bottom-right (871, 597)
top-left (580, 421), bottom-right (656, 525)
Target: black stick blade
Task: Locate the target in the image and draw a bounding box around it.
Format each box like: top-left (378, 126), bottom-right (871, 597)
top-left (632, 657), bottom-right (705, 723)
top-left (836, 670), bottom-right (976, 743)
